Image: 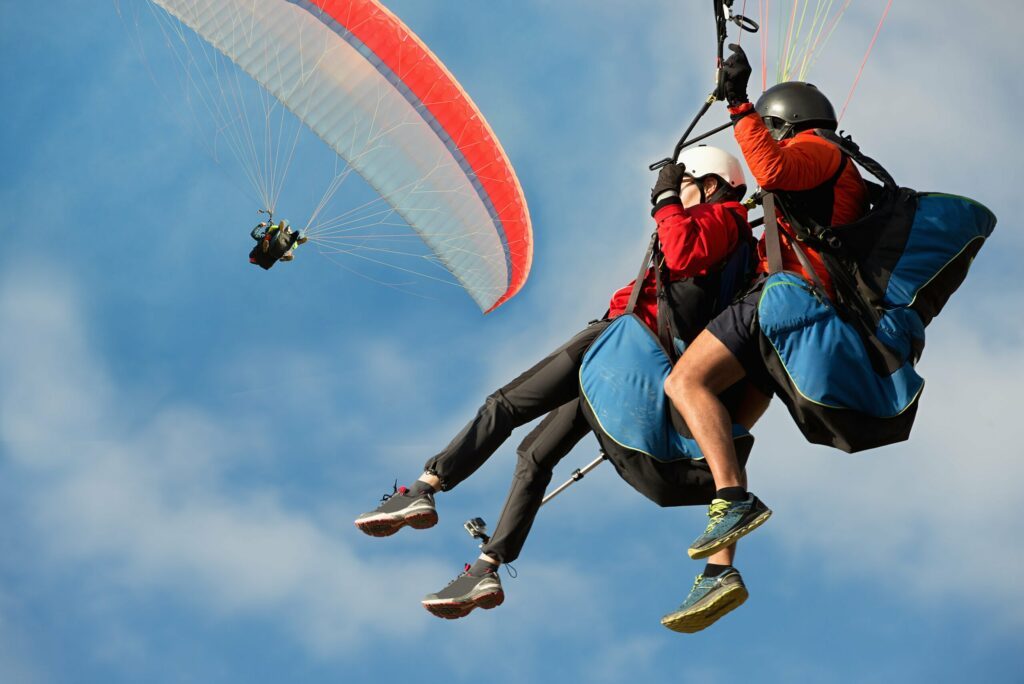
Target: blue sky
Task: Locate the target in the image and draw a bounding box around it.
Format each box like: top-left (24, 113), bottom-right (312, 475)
top-left (2, 1), bottom-right (1022, 682)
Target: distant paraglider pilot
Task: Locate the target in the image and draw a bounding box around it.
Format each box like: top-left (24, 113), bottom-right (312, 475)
top-left (249, 218), bottom-right (308, 269)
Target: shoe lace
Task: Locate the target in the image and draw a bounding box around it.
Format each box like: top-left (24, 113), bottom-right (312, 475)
top-left (703, 499), bottom-right (731, 534)
top-left (446, 561), bottom-right (510, 585)
top-left (441, 563), bottom-right (474, 588)
top-left (689, 574), bottom-right (705, 593)
top-left (380, 480), bottom-right (409, 503)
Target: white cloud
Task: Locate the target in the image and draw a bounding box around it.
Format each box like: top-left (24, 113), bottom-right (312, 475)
top-left (0, 262), bottom-right (635, 670)
top-left (579, 634), bottom-right (665, 684)
top-left (0, 591), bottom-right (48, 684)
top-left (0, 265), bottom-right (449, 655)
top-left (745, 307), bottom-right (1024, 628)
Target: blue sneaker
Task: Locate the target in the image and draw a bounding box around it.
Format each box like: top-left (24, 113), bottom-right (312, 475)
top-left (660, 568), bottom-right (748, 633)
top-left (688, 493), bottom-right (771, 560)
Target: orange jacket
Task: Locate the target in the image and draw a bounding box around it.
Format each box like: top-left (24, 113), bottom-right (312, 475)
top-left (730, 102), bottom-right (868, 295)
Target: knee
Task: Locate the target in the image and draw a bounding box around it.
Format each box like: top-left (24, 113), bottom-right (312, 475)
top-left (663, 367), bottom-right (683, 399)
top-left (483, 389), bottom-right (515, 419)
top-left (664, 360), bottom-right (704, 401)
top-left (513, 446), bottom-right (554, 489)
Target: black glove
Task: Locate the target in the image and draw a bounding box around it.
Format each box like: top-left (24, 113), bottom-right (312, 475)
top-left (651, 162), bottom-right (687, 205)
top-left (720, 43), bottom-right (751, 106)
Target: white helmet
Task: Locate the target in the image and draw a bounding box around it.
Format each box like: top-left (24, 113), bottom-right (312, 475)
top-left (676, 145), bottom-right (746, 190)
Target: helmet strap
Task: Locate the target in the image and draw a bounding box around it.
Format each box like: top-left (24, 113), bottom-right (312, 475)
top-left (773, 122), bottom-right (795, 141)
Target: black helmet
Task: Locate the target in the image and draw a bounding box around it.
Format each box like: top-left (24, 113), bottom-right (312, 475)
top-left (755, 81), bottom-right (837, 140)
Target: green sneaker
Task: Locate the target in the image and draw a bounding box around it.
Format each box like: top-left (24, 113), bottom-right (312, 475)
top-left (688, 493), bottom-right (771, 560)
top-left (661, 568), bottom-right (748, 633)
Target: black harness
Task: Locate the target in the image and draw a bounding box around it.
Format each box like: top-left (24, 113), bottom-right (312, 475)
top-left (250, 227), bottom-right (299, 270)
top-left (764, 131), bottom-right (922, 374)
top-left (623, 209), bottom-right (754, 361)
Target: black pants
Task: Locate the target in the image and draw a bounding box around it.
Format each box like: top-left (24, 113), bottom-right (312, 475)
top-left (423, 320), bottom-right (610, 563)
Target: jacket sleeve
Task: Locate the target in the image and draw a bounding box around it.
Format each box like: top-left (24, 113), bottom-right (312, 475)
top-left (730, 102), bottom-right (841, 191)
top-left (654, 201), bottom-right (743, 276)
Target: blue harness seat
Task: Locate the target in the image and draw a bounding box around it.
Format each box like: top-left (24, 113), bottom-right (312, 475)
top-left (758, 191), bottom-right (996, 452)
top-left (579, 314), bottom-right (753, 507)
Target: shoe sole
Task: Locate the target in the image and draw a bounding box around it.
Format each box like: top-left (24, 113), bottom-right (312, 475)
top-left (422, 589), bottom-right (505, 619)
top-left (688, 508), bottom-right (772, 560)
top-left (660, 584), bottom-right (749, 633)
top-left (353, 510), bottom-right (438, 537)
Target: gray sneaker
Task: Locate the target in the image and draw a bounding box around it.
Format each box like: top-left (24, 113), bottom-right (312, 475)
top-left (688, 493), bottom-right (771, 560)
top-left (661, 568), bottom-right (748, 633)
top-left (354, 485), bottom-right (437, 537)
top-left (422, 564), bottom-right (504, 619)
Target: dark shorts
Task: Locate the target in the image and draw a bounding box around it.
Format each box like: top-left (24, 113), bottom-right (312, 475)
top-left (706, 277), bottom-right (777, 397)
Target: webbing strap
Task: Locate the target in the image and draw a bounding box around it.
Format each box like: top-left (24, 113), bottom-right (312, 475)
top-left (815, 129), bottom-right (897, 191)
top-left (786, 230), bottom-right (830, 295)
top-left (764, 192), bottom-right (828, 294)
top-left (624, 232), bottom-right (659, 315)
top-left (653, 251), bottom-right (674, 353)
top-left (763, 193), bottom-right (784, 275)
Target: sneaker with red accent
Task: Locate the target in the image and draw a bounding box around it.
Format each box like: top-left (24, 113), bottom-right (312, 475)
top-left (353, 485), bottom-right (437, 537)
top-left (422, 564), bottom-right (504, 619)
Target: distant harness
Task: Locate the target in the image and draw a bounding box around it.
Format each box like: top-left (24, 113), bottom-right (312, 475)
top-left (249, 222), bottom-right (299, 270)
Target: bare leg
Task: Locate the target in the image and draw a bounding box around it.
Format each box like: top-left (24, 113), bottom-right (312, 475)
top-left (660, 456), bottom-right (754, 634)
top-left (705, 469), bottom-right (749, 566)
top-left (662, 355), bottom-right (770, 632)
top-left (707, 546), bottom-right (735, 566)
top-left (733, 382), bottom-right (772, 432)
top-left (664, 330), bottom-right (749, 489)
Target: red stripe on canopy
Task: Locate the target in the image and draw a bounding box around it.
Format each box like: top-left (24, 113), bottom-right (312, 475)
top-left (315, 0), bottom-right (532, 311)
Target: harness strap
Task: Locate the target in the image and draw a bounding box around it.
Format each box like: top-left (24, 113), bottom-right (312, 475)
top-left (624, 232), bottom-right (659, 315)
top-left (622, 230), bottom-right (675, 356)
top-left (763, 194), bottom-right (784, 275)
top-left (814, 129), bottom-right (897, 191)
top-left (653, 250), bottom-right (674, 353)
top-left (779, 153), bottom-right (849, 236)
top-left (764, 192), bottom-right (829, 297)
top-left (785, 230), bottom-right (830, 295)
top-left (828, 154), bottom-right (850, 185)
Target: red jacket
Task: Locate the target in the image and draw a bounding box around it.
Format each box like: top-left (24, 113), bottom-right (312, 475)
top-left (730, 101), bottom-right (868, 296)
top-left (607, 200), bottom-right (751, 333)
